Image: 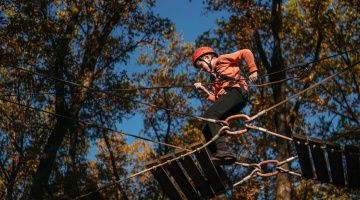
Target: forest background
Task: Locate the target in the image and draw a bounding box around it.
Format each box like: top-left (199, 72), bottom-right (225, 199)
top-left (0, 0), bottom-right (359, 199)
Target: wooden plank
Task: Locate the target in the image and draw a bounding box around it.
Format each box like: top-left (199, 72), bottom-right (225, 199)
top-left (146, 160), bottom-right (183, 200)
top-left (190, 142), bottom-right (226, 195)
top-left (175, 149), bottom-right (214, 198)
top-left (293, 134), bottom-right (314, 179)
top-left (345, 145), bottom-right (360, 188)
top-left (309, 138), bottom-right (330, 183)
top-left (159, 154), bottom-right (200, 200)
top-left (326, 142), bottom-right (345, 186)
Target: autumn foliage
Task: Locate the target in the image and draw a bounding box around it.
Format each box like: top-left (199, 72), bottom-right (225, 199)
top-left (0, 0), bottom-right (359, 200)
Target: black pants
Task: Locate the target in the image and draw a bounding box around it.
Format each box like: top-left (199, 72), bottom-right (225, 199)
top-left (202, 87), bottom-right (248, 154)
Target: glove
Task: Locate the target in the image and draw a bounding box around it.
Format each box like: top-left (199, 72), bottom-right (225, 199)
top-left (249, 71), bottom-right (258, 82)
top-left (194, 82), bottom-right (202, 89)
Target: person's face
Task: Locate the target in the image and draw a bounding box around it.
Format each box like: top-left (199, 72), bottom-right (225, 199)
top-left (195, 54), bottom-right (213, 72)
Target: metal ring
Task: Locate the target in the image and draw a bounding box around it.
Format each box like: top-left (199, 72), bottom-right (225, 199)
top-left (256, 160), bottom-right (280, 177)
top-left (225, 129), bottom-right (248, 135)
top-left (224, 114), bottom-right (250, 135)
top-left (225, 114), bottom-right (251, 124)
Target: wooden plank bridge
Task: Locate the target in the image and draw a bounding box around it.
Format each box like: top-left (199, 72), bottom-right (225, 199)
top-left (148, 136), bottom-right (359, 199)
top-left (146, 142), bottom-right (230, 199)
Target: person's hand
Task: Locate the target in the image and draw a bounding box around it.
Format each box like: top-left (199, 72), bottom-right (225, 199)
top-left (249, 71), bottom-right (258, 82)
top-left (194, 82), bottom-right (212, 96)
top-left (194, 82), bottom-right (202, 89)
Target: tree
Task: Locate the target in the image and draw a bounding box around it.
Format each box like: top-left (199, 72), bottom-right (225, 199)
top-left (0, 0), bottom-right (174, 199)
top-left (197, 0), bottom-right (359, 199)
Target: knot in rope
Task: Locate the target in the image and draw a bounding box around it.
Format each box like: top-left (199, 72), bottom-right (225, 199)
top-left (216, 125), bottom-right (231, 137)
top-left (215, 119), bottom-right (229, 127)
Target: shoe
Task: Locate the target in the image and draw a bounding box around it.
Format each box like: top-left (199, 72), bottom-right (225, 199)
top-left (211, 150), bottom-right (236, 165)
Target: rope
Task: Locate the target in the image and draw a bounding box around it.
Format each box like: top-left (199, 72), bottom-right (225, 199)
top-left (90, 48), bottom-right (360, 91)
top-left (233, 156), bottom-right (301, 187)
top-left (248, 61), bottom-right (360, 122)
top-left (233, 168), bottom-right (259, 187)
top-left (0, 49), bottom-right (357, 199)
top-left (0, 65), bottom-right (228, 126)
top-left (71, 126), bottom-right (230, 200)
top-left (276, 167), bottom-right (302, 177)
top-left (256, 48), bottom-right (359, 78)
top-left (70, 61), bottom-right (359, 198)
top-left (0, 51), bottom-right (357, 129)
top-left (221, 61), bottom-right (359, 142)
top-left (277, 156), bottom-right (298, 167)
top-left (245, 124), bottom-right (293, 141)
top-left (0, 97), bottom-right (189, 151)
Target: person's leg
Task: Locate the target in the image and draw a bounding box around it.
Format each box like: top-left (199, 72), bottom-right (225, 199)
top-left (201, 87), bottom-right (248, 164)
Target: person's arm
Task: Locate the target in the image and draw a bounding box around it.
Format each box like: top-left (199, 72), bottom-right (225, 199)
top-left (227, 49), bottom-right (258, 82)
top-left (194, 82), bottom-right (216, 102)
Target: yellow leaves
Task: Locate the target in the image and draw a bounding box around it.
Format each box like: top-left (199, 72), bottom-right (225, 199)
top-left (137, 53), bottom-right (153, 66)
top-left (87, 160), bottom-right (100, 180)
top-left (315, 95), bottom-right (324, 105)
top-left (53, 0), bottom-right (61, 6)
top-left (236, 32), bottom-right (243, 41)
top-left (137, 173), bottom-right (151, 185)
top-left (95, 132), bottom-right (154, 169)
top-left (5, 9), bottom-right (17, 18)
top-left (126, 140), bottom-right (153, 163)
top-left (70, 5), bottom-right (79, 14)
top-left (168, 40), bottom-right (178, 50)
top-left (88, 160), bottom-right (97, 170)
top-left (178, 122), bottom-right (204, 145)
top-left (157, 57), bottom-right (168, 66)
top-left (57, 10), bottom-right (68, 20)
top-left (45, 104), bottom-right (55, 115)
top-left (4, 4), bottom-right (17, 18)
top-left (0, 66), bottom-right (10, 78)
top-left (27, 159), bottom-right (38, 173)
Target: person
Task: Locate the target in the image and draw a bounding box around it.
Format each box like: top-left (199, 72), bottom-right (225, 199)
top-left (192, 46), bottom-right (258, 165)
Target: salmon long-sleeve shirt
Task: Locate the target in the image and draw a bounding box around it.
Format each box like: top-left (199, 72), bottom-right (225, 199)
top-left (208, 49), bottom-right (257, 102)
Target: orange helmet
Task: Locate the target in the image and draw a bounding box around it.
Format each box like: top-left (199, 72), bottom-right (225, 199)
top-left (192, 46), bottom-right (218, 66)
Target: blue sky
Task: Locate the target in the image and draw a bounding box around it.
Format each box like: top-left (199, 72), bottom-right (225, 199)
top-left (118, 1), bottom-right (229, 138)
top-left (89, 0), bottom-right (229, 159)
top-left (153, 0), bottom-right (229, 42)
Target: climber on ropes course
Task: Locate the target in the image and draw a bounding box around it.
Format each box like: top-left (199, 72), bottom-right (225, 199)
top-left (192, 46), bottom-right (259, 165)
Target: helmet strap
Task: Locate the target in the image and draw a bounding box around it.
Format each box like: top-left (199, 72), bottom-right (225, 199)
top-left (198, 56), bottom-right (215, 72)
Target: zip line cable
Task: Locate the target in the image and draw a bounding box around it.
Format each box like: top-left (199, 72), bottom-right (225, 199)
top-left (67, 62), bottom-right (358, 199)
top-left (1, 65), bottom-right (227, 125)
top-left (0, 50), bottom-right (358, 199)
top-left (255, 47), bottom-right (359, 78)
top-left (0, 97), bottom-right (189, 151)
top-left (1, 61), bottom-right (357, 199)
top-left (224, 61), bottom-right (359, 140)
top-left (106, 48), bottom-right (360, 91)
top-left (70, 126), bottom-right (229, 200)
top-left (1, 48), bottom-right (357, 93)
top-left (0, 48), bottom-right (357, 126)
top-left (0, 75), bottom-right (298, 99)
top-left (248, 61), bottom-right (360, 122)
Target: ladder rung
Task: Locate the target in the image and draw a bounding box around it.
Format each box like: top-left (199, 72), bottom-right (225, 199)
top-left (293, 134), bottom-right (314, 179)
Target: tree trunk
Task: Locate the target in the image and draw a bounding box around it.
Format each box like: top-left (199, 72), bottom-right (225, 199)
top-left (64, 124), bottom-right (80, 198)
top-left (29, 117), bottom-right (70, 199)
top-left (270, 0), bottom-right (292, 199)
top-left (103, 132), bottom-right (129, 200)
top-left (29, 8), bottom-right (79, 199)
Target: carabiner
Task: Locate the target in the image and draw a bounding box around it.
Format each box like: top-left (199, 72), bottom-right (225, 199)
top-left (224, 114), bottom-right (250, 135)
top-left (256, 160), bottom-right (280, 177)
